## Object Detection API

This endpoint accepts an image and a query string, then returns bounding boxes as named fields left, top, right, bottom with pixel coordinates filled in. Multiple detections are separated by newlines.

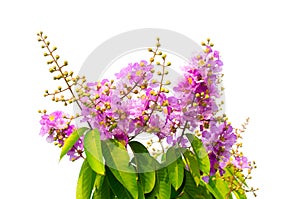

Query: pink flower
left=232, top=156, right=250, bottom=169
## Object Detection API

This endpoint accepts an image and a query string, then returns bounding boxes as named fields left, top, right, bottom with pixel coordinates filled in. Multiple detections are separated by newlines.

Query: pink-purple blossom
left=39, top=111, right=83, bottom=161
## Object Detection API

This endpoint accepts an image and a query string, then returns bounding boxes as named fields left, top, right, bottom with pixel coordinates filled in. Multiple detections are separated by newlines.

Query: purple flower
left=202, top=121, right=237, bottom=176
left=39, top=111, right=83, bottom=161
left=232, top=156, right=250, bottom=169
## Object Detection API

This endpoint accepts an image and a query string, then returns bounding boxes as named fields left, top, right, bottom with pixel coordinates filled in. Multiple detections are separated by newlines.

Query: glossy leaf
left=166, top=147, right=184, bottom=190
left=76, top=159, right=96, bottom=199
left=186, top=134, right=210, bottom=175
left=233, top=189, right=247, bottom=199
left=106, top=166, right=133, bottom=199
left=60, top=127, right=88, bottom=160
left=184, top=170, right=212, bottom=199
left=102, top=140, right=138, bottom=199
left=182, top=150, right=201, bottom=186
left=129, top=141, right=156, bottom=194
left=225, top=165, right=248, bottom=187
left=92, top=175, right=113, bottom=199
left=84, top=129, right=105, bottom=175
left=137, top=181, right=146, bottom=199
left=170, top=173, right=185, bottom=198
left=156, top=168, right=171, bottom=199
left=206, top=177, right=232, bottom=199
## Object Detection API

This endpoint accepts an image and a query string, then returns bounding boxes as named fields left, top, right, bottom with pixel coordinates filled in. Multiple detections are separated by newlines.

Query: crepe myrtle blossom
left=202, top=121, right=237, bottom=176
left=232, top=156, right=251, bottom=169
left=39, top=111, right=83, bottom=161
left=38, top=42, right=251, bottom=182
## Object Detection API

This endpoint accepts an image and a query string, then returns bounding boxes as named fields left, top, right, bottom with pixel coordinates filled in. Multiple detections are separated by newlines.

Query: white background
left=0, top=0, right=299, bottom=198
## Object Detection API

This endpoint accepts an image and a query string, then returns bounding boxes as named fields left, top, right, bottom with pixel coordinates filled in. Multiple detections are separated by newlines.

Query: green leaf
left=156, top=168, right=171, bottom=199
left=144, top=167, right=173, bottom=199
left=128, top=140, right=149, bottom=153
left=184, top=170, right=212, bottom=199
left=102, top=140, right=138, bottom=199
left=224, top=165, right=248, bottom=187
left=233, top=189, right=247, bottom=199
left=170, top=173, right=185, bottom=199
left=92, top=174, right=115, bottom=199
left=106, top=166, right=133, bottom=199
left=84, top=129, right=105, bottom=175
left=186, top=134, right=210, bottom=175
left=157, top=168, right=171, bottom=199
left=206, top=177, right=232, bottom=199
left=137, top=180, right=146, bottom=199
left=166, top=147, right=184, bottom=190
left=129, top=141, right=156, bottom=194
left=76, top=159, right=97, bottom=199
left=177, top=192, right=192, bottom=199
left=60, top=127, right=88, bottom=160
left=182, top=150, right=201, bottom=186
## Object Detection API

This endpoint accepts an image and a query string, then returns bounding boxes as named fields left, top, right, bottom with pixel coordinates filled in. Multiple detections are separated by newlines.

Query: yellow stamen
left=49, top=115, right=55, bottom=121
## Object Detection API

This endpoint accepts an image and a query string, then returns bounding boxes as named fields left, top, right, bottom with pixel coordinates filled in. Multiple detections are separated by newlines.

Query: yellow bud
left=166, top=62, right=171, bottom=66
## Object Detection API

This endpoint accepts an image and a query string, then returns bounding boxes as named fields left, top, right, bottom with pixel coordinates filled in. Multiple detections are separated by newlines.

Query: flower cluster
left=39, top=37, right=251, bottom=172
left=37, top=33, right=256, bottom=196
left=39, top=111, right=83, bottom=161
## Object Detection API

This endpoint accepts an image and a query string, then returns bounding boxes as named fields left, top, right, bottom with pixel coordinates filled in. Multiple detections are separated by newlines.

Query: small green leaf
left=60, top=127, right=88, bottom=160
left=102, top=140, right=138, bottom=199
left=166, top=147, right=184, bottom=190
left=186, top=134, right=210, bottom=175
left=183, top=150, right=201, bottom=186
left=76, top=159, right=96, bottom=199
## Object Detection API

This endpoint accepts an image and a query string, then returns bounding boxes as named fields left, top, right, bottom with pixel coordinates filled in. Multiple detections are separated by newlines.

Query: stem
left=40, top=35, right=92, bottom=129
